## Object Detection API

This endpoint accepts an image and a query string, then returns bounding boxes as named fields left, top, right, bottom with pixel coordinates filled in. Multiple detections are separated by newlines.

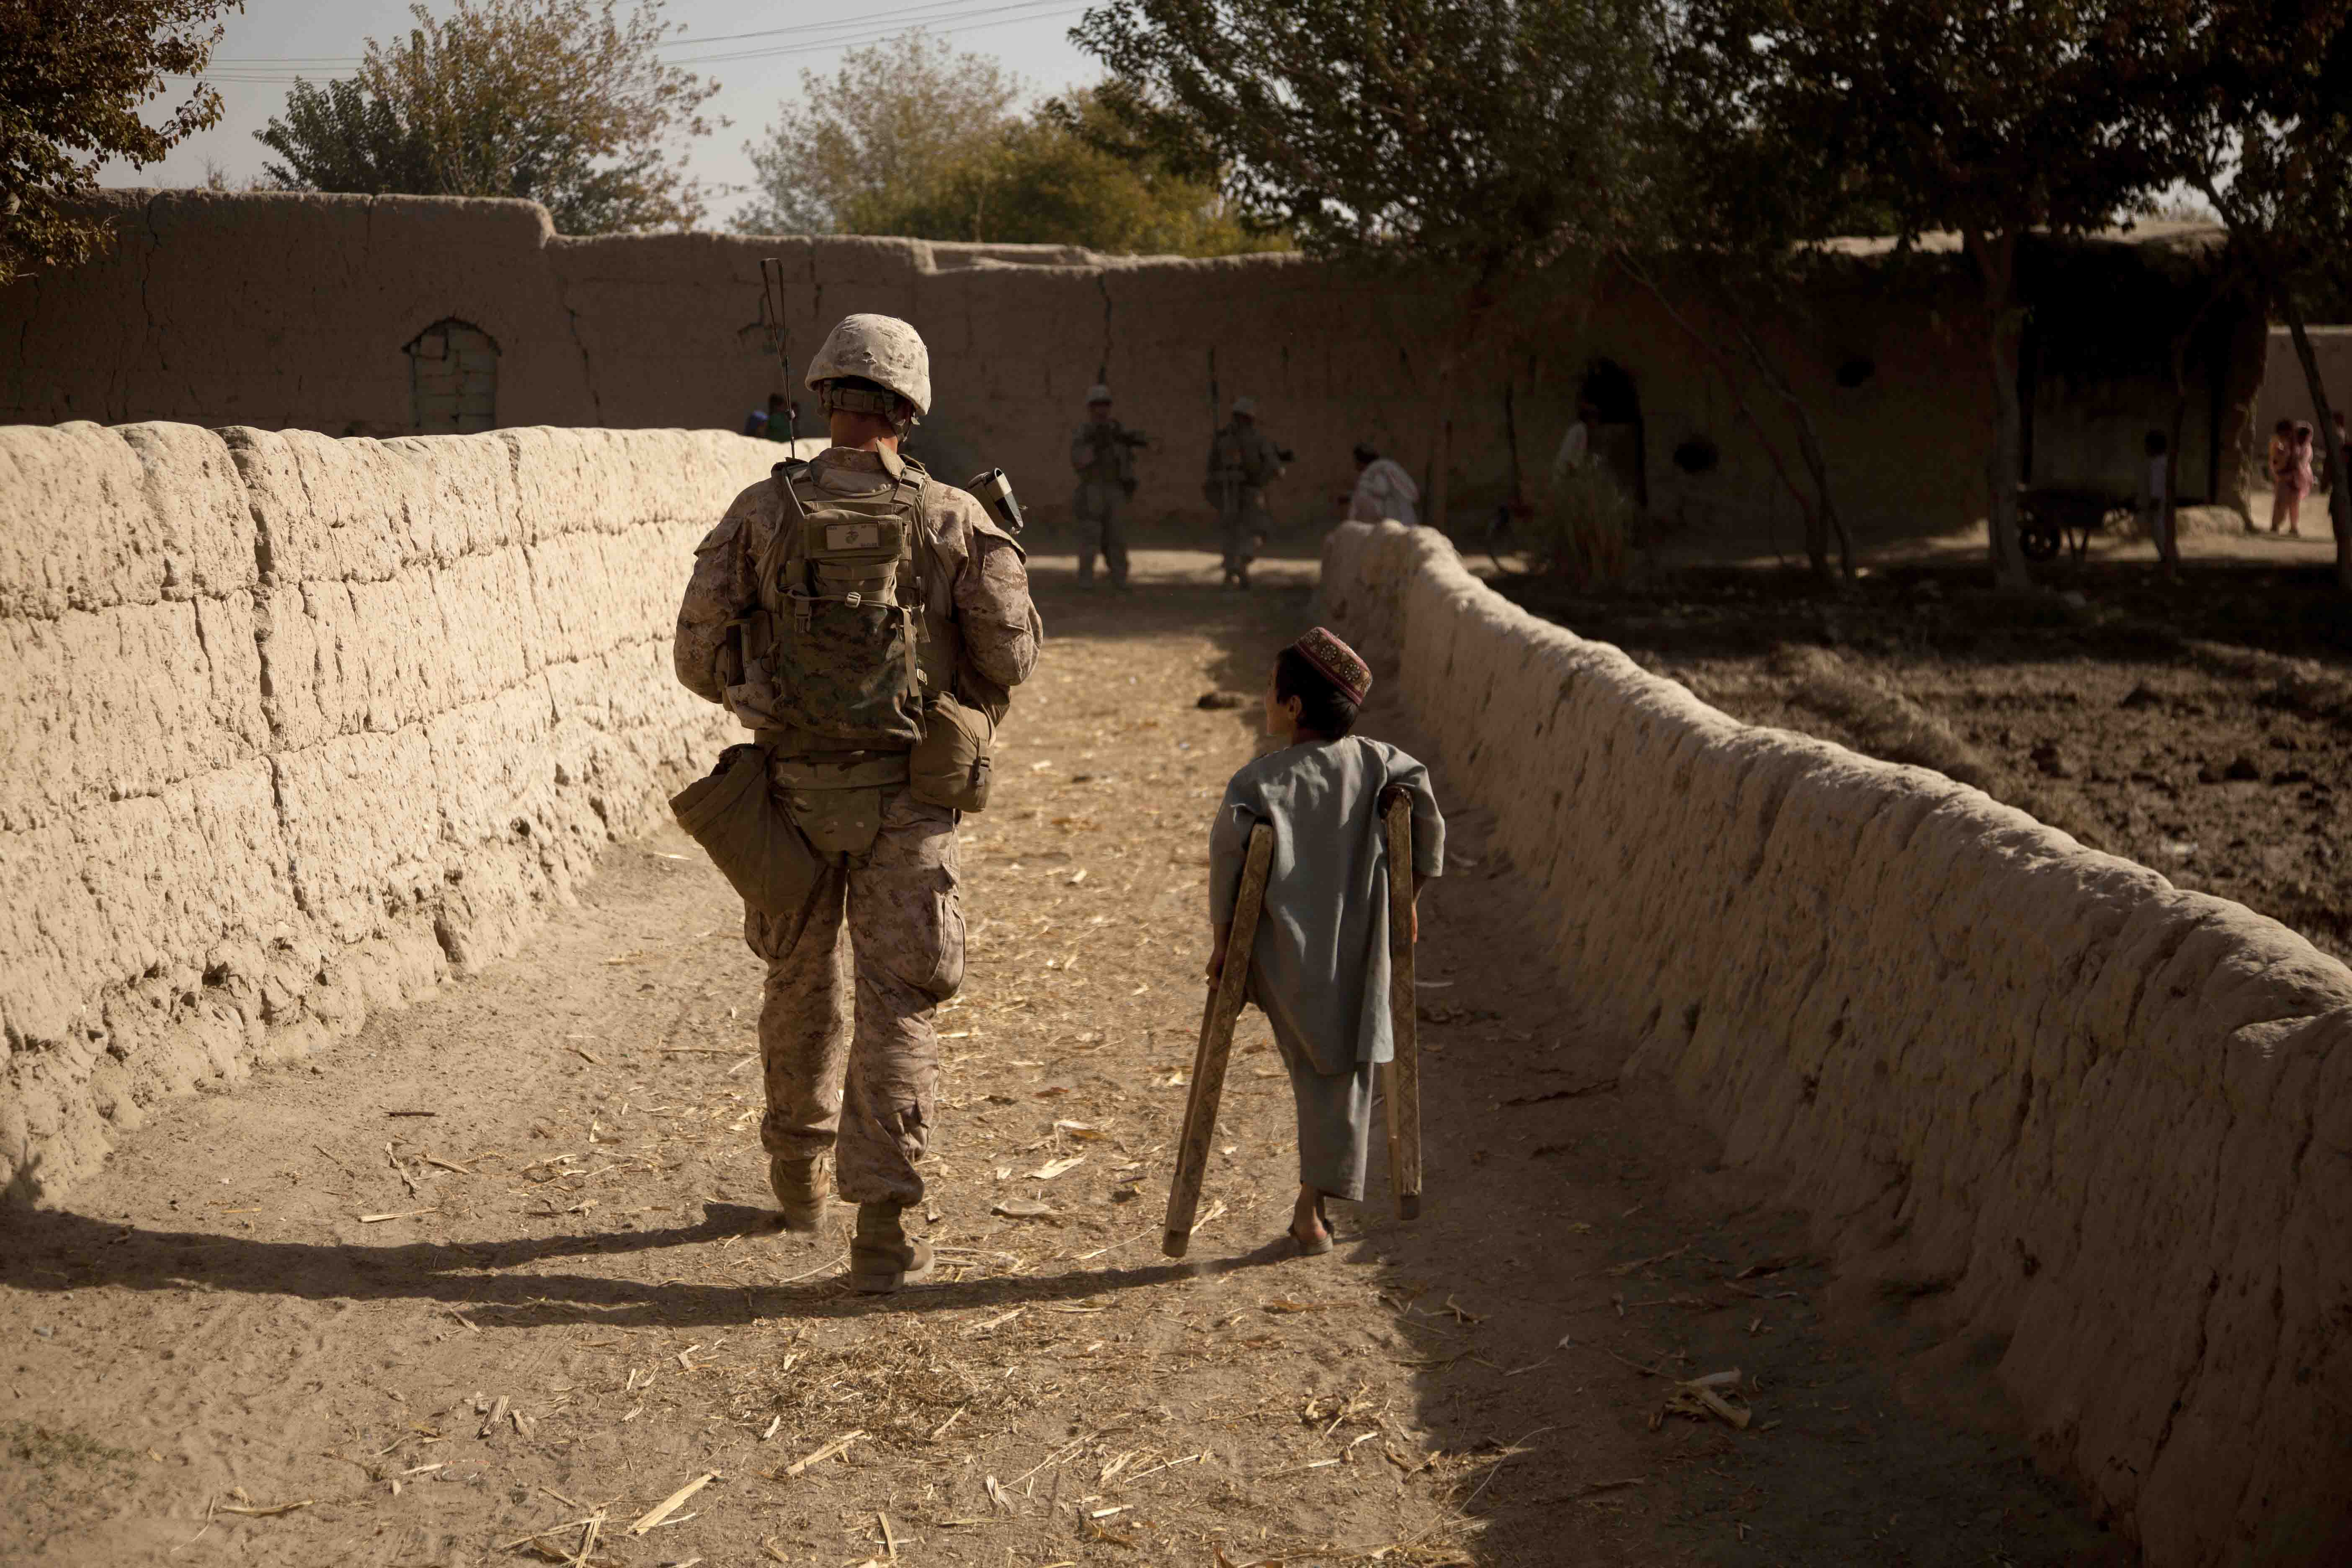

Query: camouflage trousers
left=1073, top=480, right=1129, bottom=586
left=744, top=786, right=964, bottom=1205
left=1218, top=485, right=1270, bottom=575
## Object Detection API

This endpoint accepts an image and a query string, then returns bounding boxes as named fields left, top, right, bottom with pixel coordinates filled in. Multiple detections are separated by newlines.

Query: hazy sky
left=97, top=0, right=1106, bottom=224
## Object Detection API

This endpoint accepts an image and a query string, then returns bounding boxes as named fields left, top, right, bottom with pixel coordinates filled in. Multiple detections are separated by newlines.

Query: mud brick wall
left=0, top=423, right=782, bottom=1202
left=0, top=191, right=2267, bottom=548
left=1319, top=520, right=2352, bottom=1566
left=2254, top=325, right=2352, bottom=464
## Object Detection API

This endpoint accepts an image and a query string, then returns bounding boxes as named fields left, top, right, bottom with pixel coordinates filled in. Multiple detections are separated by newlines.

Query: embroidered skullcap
left=1291, top=626, right=1372, bottom=707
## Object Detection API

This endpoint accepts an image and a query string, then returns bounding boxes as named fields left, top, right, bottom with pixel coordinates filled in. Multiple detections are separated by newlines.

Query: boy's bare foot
left=1289, top=1186, right=1333, bottom=1256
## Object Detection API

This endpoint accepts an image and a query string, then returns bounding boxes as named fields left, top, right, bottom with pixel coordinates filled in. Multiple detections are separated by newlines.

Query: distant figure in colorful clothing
left=1207, top=628, right=1445, bottom=1256
left=742, top=394, right=798, bottom=442
left=2269, top=418, right=2314, bottom=536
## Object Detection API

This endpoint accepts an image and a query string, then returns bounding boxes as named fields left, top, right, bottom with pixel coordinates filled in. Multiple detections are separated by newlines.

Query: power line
left=196, top=0, right=1089, bottom=75
left=665, top=0, right=1089, bottom=63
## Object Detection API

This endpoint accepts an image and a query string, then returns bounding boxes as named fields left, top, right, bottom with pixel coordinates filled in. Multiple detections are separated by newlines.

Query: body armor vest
left=726, top=456, right=964, bottom=751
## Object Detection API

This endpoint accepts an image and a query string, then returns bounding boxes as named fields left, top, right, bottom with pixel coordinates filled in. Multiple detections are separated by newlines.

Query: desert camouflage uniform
left=674, top=446, right=1040, bottom=1204
left=1207, top=421, right=1282, bottom=579
left=1070, top=420, right=1136, bottom=587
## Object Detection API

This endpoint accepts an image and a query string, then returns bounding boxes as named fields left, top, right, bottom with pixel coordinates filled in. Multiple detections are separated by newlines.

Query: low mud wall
left=0, top=422, right=783, bottom=1202
left=1320, top=521, right=2352, bottom=1565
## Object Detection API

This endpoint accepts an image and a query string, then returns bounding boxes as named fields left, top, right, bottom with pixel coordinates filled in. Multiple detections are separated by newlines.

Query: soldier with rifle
left=1206, top=396, right=1290, bottom=589
left=1070, top=384, right=1143, bottom=589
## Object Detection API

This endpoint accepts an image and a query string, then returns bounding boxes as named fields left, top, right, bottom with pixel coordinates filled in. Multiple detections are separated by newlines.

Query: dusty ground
left=1500, top=553, right=2352, bottom=965
left=1, top=548, right=2116, bottom=1568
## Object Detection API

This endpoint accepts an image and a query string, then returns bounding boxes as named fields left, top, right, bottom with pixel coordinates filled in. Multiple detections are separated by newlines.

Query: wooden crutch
left=1380, top=786, right=1423, bottom=1221
left=1163, top=822, right=1274, bottom=1259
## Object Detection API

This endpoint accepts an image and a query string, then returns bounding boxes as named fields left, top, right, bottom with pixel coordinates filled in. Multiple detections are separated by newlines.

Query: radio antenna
left=760, top=257, right=792, bottom=439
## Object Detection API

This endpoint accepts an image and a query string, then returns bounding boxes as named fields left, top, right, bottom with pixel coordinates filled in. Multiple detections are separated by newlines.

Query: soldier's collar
left=814, top=445, right=901, bottom=477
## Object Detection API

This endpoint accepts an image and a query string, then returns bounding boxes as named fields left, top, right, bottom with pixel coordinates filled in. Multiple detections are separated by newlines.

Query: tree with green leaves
left=1615, top=17, right=1920, bottom=583
left=256, top=0, right=717, bottom=233
left=1689, top=0, right=2184, bottom=589
left=737, top=33, right=1020, bottom=237
left=1073, top=0, right=1665, bottom=529
left=900, top=86, right=1283, bottom=255
left=0, top=0, right=241, bottom=284
left=736, top=41, right=1276, bottom=255
left=2164, top=0, right=2352, bottom=587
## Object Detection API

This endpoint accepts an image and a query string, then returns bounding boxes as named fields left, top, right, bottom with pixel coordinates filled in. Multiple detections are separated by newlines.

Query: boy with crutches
left=1191, top=629, right=1445, bottom=1254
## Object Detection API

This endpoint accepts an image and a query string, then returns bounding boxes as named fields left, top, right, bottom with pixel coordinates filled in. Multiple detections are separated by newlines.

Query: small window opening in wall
left=407, top=318, right=499, bottom=433
left=1672, top=433, right=1720, bottom=475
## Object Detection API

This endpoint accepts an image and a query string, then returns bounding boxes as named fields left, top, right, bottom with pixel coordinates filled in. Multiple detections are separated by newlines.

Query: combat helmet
left=807, top=314, right=931, bottom=423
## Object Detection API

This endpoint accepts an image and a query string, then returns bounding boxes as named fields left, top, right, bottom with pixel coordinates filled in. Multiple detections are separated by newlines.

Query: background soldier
left=1069, top=384, right=1140, bottom=589
left=1205, top=395, right=1287, bottom=589
left=674, top=313, right=1042, bottom=1292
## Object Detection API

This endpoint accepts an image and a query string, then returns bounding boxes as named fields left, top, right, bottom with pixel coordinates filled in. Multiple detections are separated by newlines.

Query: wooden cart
left=2018, top=486, right=2135, bottom=564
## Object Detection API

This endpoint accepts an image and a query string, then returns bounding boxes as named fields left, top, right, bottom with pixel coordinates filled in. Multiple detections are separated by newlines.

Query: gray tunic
left=1208, top=736, right=1446, bottom=1077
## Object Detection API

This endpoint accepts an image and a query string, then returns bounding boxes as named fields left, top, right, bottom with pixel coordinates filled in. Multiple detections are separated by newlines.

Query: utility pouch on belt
left=669, top=744, right=821, bottom=916
left=784, top=784, right=886, bottom=859
left=910, top=691, right=994, bottom=812
left=769, top=753, right=903, bottom=860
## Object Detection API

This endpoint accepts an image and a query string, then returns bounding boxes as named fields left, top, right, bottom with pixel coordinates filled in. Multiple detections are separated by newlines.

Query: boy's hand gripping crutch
left=1380, top=786, right=1423, bottom=1221
left=1163, top=822, right=1273, bottom=1258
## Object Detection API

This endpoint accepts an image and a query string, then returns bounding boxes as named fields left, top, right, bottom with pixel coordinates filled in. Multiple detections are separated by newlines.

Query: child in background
left=2271, top=420, right=2314, bottom=536
left=2268, top=419, right=2295, bottom=535
left=2290, top=423, right=2317, bottom=536
left=1206, top=629, right=1446, bottom=1255
left=2142, top=428, right=2174, bottom=568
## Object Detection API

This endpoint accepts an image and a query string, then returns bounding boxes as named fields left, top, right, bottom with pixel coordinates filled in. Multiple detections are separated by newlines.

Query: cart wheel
left=2019, top=522, right=2060, bottom=562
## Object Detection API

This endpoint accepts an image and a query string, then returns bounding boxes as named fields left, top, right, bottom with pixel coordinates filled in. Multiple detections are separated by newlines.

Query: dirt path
left=2, top=551, right=2110, bottom=1568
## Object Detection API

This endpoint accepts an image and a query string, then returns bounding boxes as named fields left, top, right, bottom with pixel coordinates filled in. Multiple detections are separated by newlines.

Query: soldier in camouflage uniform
left=674, top=314, right=1041, bottom=1292
left=1069, top=384, right=1138, bottom=589
left=1206, top=395, right=1285, bottom=589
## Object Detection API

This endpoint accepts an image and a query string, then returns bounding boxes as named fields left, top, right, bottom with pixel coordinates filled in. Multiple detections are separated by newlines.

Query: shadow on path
left=0, top=1203, right=1294, bottom=1332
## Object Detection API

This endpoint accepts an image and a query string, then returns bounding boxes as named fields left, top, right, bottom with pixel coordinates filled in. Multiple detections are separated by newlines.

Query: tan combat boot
left=769, top=1153, right=830, bottom=1233
left=848, top=1202, right=934, bottom=1294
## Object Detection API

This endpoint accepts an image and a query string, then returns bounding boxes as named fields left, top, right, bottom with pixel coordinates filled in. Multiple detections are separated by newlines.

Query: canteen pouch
left=909, top=692, right=994, bottom=812
left=784, top=783, right=886, bottom=859
left=670, top=744, right=821, bottom=916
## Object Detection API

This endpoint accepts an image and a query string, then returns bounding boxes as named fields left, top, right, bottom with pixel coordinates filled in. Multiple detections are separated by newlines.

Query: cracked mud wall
left=1, top=191, right=2263, bottom=547
left=1319, top=521, right=2352, bottom=1566
left=0, top=423, right=783, bottom=1203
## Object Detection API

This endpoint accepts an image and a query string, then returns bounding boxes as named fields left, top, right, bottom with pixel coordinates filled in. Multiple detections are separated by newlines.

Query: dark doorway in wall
left=407, top=319, right=499, bottom=433
left=1580, top=357, right=1647, bottom=511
